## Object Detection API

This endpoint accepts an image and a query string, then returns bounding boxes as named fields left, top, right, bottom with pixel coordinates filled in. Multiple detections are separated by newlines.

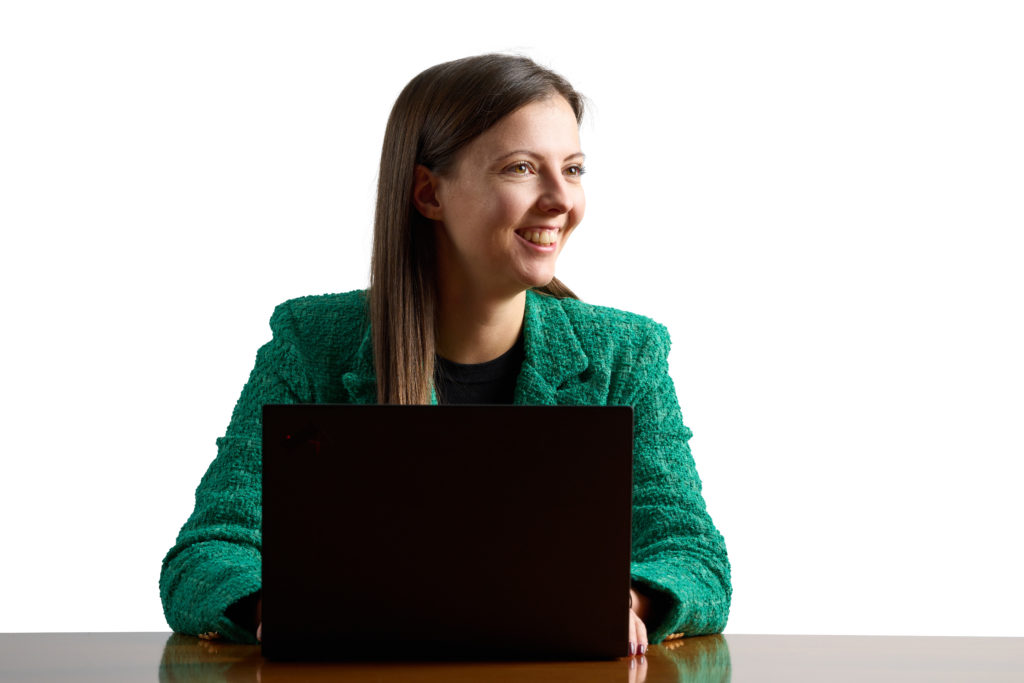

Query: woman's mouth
left=515, top=228, right=559, bottom=249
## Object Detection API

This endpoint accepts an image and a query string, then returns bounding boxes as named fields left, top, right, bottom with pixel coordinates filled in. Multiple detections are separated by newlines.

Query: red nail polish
left=629, top=641, right=636, bottom=655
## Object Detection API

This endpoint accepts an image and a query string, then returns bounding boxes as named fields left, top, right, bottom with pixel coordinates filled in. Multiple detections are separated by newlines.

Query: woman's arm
left=628, top=322, right=732, bottom=642
left=159, top=307, right=313, bottom=643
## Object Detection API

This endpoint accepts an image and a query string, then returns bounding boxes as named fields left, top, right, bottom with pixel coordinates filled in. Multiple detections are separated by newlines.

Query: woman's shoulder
left=531, top=289, right=668, bottom=337
left=267, top=289, right=369, bottom=351
left=528, top=290, right=672, bottom=363
left=269, top=289, right=367, bottom=324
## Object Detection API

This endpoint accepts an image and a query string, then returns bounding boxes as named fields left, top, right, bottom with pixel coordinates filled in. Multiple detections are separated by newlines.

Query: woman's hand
left=628, top=587, right=648, bottom=656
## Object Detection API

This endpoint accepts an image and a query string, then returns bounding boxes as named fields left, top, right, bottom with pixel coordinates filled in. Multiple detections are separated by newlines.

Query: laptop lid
left=262, top=404, right=633, bottom=661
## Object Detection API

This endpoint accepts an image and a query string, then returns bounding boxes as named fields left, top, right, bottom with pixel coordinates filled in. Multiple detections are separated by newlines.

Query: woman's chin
left=517, top=270, right=559, bottom=291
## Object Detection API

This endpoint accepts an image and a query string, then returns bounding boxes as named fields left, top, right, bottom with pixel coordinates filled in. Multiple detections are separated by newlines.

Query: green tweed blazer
left=160, top=289, right=731, bottom=643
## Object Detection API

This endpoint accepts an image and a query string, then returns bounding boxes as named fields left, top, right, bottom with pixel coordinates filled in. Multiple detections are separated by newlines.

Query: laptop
left=261, top=404, right=634, bottom=661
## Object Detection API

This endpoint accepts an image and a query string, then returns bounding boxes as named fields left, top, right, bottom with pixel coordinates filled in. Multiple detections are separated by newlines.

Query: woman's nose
left=537, top=175, right=574, bottom=215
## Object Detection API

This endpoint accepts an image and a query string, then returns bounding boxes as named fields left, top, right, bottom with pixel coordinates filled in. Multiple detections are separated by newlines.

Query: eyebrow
left=495, top=149, right=586, bottom=163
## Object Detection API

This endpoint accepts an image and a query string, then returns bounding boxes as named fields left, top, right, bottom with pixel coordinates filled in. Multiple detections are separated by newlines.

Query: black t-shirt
left=434, top=333, right=525, bottom=405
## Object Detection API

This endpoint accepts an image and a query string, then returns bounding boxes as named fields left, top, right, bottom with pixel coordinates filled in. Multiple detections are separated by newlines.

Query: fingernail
left=639, top=644, right=647, bottom=654
left=629, top=641, right=636, bottom=655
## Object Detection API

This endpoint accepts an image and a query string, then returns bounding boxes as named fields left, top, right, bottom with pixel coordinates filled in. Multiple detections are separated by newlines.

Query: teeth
left=521, top=230, right=556, bottom=245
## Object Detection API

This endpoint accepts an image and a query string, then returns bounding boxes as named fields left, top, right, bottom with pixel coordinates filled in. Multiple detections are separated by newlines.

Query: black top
left=434, top=333, right=525, bottom=405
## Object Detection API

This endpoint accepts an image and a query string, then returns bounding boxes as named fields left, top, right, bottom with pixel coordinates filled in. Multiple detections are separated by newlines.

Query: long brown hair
left=370, top=54, right=584, bottom=405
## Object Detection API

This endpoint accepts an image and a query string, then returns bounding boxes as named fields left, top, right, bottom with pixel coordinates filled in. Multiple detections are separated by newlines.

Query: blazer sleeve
left=159, top=304, right=314, bottom=643
left=628, top=321, right=732, bottom=641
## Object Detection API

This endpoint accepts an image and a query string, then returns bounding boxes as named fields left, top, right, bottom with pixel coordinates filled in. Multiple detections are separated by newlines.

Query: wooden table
left=0, top=632, right=1021, bottom=682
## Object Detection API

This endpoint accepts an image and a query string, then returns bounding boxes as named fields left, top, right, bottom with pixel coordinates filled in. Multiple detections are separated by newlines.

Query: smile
left=515, top=228, right=560, bottom=249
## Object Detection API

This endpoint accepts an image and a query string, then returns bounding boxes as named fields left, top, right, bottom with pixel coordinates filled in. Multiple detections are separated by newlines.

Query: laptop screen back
left=262, top=404, right=633, bottom=660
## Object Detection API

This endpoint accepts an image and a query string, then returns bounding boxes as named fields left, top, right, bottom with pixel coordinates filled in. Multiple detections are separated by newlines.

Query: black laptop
left=261, top=404, right=634, bottom=661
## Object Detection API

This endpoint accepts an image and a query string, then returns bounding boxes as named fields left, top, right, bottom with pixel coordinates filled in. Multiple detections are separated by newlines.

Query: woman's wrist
left=630, top=581, right=669, bottom=627
left=630, top=586, right=650, bottom=621
left=225, top=590, right=262, bottom=636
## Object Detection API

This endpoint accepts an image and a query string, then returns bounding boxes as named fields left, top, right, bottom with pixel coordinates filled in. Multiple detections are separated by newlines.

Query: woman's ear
left=412, top=164, right=443, bottom=220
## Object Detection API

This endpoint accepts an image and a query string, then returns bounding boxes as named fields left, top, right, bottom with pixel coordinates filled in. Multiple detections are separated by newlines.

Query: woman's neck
left=435, top=287, right=526, bottom=365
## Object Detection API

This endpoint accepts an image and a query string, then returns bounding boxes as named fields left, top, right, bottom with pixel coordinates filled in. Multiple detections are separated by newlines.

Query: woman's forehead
left=465, top=97, right=582, bottom=163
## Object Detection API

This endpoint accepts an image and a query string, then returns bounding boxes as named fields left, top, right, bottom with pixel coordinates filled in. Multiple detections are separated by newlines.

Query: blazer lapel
left=343, top=290, right=605, bottom=406
left=341, top=325, right=378, bottom=405
left=515, top=290, right=610, bottom=406
left=341, top=319, right=439, bottom=406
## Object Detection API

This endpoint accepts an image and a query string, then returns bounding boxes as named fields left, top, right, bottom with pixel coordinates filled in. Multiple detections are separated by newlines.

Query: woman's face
left=426, top=95, right=585, bottom=298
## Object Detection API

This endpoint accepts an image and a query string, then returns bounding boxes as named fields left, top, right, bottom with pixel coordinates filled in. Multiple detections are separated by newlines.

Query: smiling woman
left=422, top=97, right=585, bottom=295
left=415, top=94, right=586, bottom=363
left=159, top=53, right=731, bottom=658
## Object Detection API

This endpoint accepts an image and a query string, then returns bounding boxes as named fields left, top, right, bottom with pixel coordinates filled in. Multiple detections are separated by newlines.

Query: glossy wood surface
left=0, top=632, right=1021, bottom=682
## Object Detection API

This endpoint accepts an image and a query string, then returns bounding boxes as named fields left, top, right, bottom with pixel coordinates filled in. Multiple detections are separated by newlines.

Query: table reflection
left=157, top=633, right=732, bottom=683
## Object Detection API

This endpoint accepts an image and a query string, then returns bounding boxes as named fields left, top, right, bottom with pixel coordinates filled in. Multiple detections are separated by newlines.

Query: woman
left=160, top=54, right=731, bottom=657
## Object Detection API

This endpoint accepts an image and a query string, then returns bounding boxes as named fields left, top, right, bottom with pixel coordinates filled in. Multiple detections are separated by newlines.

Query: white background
left=1, top=1, right=1022, bottom=637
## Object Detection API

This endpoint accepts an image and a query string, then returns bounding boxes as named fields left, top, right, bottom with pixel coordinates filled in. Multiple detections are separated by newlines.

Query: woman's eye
left=565, top=164, right=586, bottom=178
left=508, top=162, right=532, bottom=175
